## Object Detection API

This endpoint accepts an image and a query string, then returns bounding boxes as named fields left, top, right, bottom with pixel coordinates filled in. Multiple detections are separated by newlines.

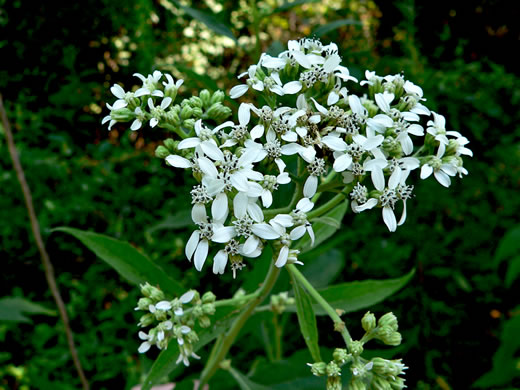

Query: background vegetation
left=1, top=0, right=519, bottom=389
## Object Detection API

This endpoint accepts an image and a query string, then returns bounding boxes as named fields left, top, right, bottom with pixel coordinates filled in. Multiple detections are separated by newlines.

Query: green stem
left=312, top=169, right=338, bottom=203
left=307, top=191, right=348, bottom=220
left=199, top=260, right=281, bottom=385
left=287, top=264, right=352, bottom=350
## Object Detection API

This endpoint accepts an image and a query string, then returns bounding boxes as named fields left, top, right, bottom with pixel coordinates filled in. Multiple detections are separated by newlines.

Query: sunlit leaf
left=286, top=269, right=415, bottom=315
left=53, top=227, right=184, bottom=296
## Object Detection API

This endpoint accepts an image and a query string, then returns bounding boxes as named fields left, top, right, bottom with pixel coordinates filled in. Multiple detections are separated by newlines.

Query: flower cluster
left=308, top=312, right=407, bottom=390
left=103, top=38, right=472, bottom=277
left=135, top=283, right=216, bottom=366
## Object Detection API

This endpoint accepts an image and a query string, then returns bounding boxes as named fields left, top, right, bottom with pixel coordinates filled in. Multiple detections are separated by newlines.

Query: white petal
left=166, top=155, right=191, bottom=168
left=231, top=172, right=250, bottom=192
left=238, top=103, right=251, bottom=125
left=185, top=231, right=200, bottom=260
left=191, top=203, right=207, bottom=224
left=230, top=84, right=249, bottom=99
left=212, top=192, right=228, bottom=222
left=178, top=137, right=201, bottom=149
left=397, top=201, right=407, bottom=226
left=212, top=226, right=236, bottom=243
left=251, top=223, right=281, bottom=240
left=290, top=225, right=306, bottom=240
left=296, top=198, right=314, bottom=213
left=138, top=342, right=151, bottom=353
left=233, top=192, right=248, bottom=218
left=283, top=81, right=303, bottom=94
left=322, top=135, right=347, bottom=151
left=180, top=290, right=195, bottom=303
left=150, top=118, right=159, bottom=128
left=303, top=175, right=318, bottom=198
left=388, top=168, right=402, bottom=190
left=261, top=190, right=273, bottom=208
left=213, top=250, right=228, bottom=274
left=292, top=50, right=311, bottom=68
left=311, top=97, right=328, bottom=115
left=323, top=54, right=341, bottom=73
left=362, top=135, right=384, bottom=150
left=194, top=239, right=209, bottom=271
left=327, top=91, right=339, bottom=105
left=111, top=84, right=126, bottom=99
left=420, top=164, right=433, bottom=179
left=156, top=301, right=172, bottom=311
left=201, top=141, right=225, bottom=161
left=248, top=202, right=264, bottom=223
left=281, top=131, right=298, bottom=142
left=348, top=95, right=365, bottom=116
left=434, top=170, right=451, bottom=187
left=130, top=119, right=142, bottom=131
left=243, top=235, right=260, bottom=255
left=250, top=124, right=264, bottom=140
left=275, top=246, right=289, bottom=267
left=382, top=206, right=397, bottom=232
left=333, top=153, right=353, bottom=172
left=371, top=169, right=385, bottom=191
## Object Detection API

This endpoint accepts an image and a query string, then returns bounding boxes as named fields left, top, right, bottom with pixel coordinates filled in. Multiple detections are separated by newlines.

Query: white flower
left=420, top=143, right=458, bottom=187
left=178, top=119, right=233, bottom=161
left=147, top=97, right=172, bottom=128
left=134, top=70, right=164, bottom=98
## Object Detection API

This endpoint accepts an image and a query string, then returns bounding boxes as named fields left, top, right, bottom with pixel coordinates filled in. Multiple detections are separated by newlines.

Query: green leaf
left=170, top=0, right=237, bottom=42
left=289, top=270, right=321, bottom=362
left=311, top=19, right=362, bottom=37
left=145, top=210, right=192, bottom=235
left=295, top=200, right=349, bottom=253
left=272, top=0, right=320, bottom=13
left=286, top=269, right=415, bottom=315
left=53, top=227, right=184, bottom=296
left=141, top=315, right=237, bottom=390
left=505, top=255, right=520, bottom=287
left=301, top=249, right=344, bottom=289
left=0, top=297, right=56, bottom=323
left=473, top=310, right=520, bottom=387
left=494, top=225, right=520, bottom=264
left=228, top=366, right=270, bottom=390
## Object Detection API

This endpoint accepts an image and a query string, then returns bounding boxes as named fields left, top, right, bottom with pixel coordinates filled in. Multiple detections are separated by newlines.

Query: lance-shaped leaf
left=289, top=269, right=321, bottom=362
left=227, top=366, right=271, bottom=390
left=53, top=227, right=184, bottom=296
left=168, top=0, right=237, bottom=42
left=286, top=269, right=415, bottom=315
left=0, top=297, right=56, bottom=323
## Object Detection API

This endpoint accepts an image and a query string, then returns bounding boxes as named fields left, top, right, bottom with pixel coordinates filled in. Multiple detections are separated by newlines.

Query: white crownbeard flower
left=420, top=143, right=458, bottom=187
left=229, top=63, right=263, bottom=98
left=147, top=97, right=172, bottom=128
left=129, top=107, right=147, bottom=131
left=360, top=70, right=384, bottom=87
left=426, top=111, right=464, bottom=146
left=109, top=83, right=135, bottom=109
left=364, top=158, right=389, bottom=191
left=162, top=74, right=184, bottom=92
left=178, top=119, right=233, bottom=161
left=101, top=113, right=117, bottom=130
left=134, top=70, right=164, bottom=98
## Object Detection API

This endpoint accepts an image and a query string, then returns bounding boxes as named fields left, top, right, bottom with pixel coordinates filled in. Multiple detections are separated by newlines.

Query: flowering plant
left=99, top=38, right=471, bottom=389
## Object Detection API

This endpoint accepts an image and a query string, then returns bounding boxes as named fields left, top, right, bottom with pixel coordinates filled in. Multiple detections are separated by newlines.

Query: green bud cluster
left=270, top=292, right=295, bottom=315
left=135, top=283, right=217, bottom=366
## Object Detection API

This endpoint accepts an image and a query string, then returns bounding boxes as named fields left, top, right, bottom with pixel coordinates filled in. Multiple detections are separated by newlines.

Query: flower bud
left=199, top=90, right=211, bottom=108
left=384, top=331, right=402, bottom=346
left=309, top=362, right=327, bottom=376
left=110, top=108, right=134, bottom=121
left=183, top=118, right=196, bottom=131
left=138, top=313, right=155, bottom=327
left=192, top=107, right=203, bottom=118
left=192, top=305, right=204, bottom=318
left=378, top=313, right=398, bottom=331
left=165, top=110, right=180, bottom=126
left=155, top=145, right=170, bottom=159
left=198, top=315, right=211, bottom=328
left=186, top=330, right=199, bottom=344
left=206, top=103, right=232, bottom=121
left=362, top=311, right=376, bottom=332
left=389, top=376, right=406, bottom=390
left=180, top=105, right=193, bottom=120
left=370, top=358, right=389, bottom=375
left=363, top=99, right=379, bottom=118
left=350, top=340, right=364, bottom=357
left=163, top=138, right=176, bottom=151
left=202, top=291, right=216, bottom=304
left=370, top=375, right=391, bottom=390
left=136, top=297, right=154, bottom=311
left=332, top=348, right=351, bottom=365
left=210, top=90, right=225, bottom=105
left=326, top=376, right=342, bottom=390
left=189, top=96, right=203, bottom=108
left=202, top=303, right=215, bottom=315
left=382, top=137, right=403, bottom=158
left=326, top=361, right=341, bottom=377
left=349, top=379, right=367, bottom=390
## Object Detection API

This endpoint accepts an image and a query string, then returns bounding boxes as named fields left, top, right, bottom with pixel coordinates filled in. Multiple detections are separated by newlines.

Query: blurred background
left=1, top=0, right=519, bottom=389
